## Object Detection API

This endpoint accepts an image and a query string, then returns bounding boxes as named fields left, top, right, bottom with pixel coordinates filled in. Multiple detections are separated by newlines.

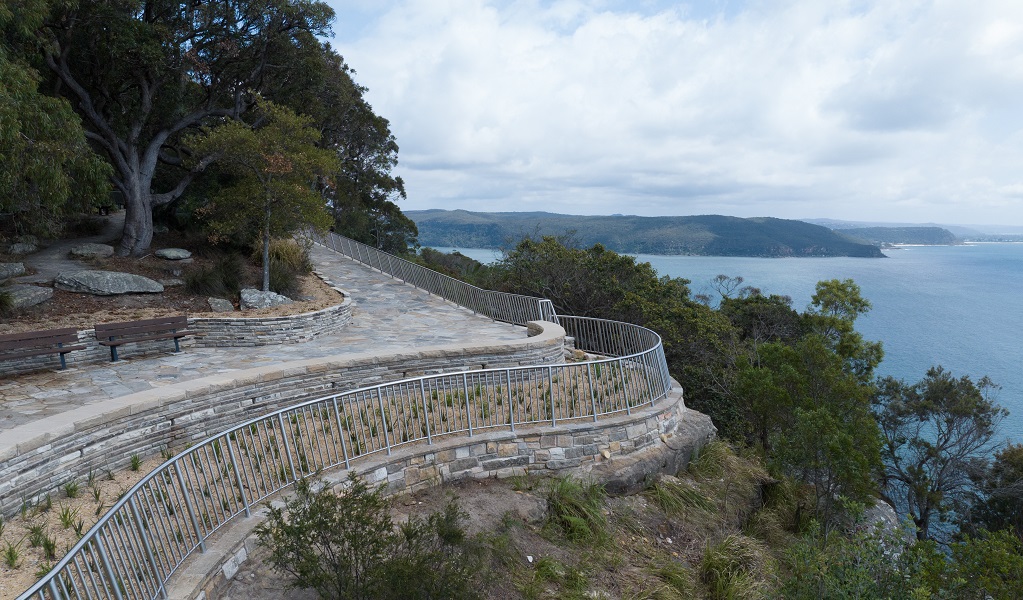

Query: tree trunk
left=262, top=202, right=272, bottom=292
left=118, top=176, right=154, bottom=257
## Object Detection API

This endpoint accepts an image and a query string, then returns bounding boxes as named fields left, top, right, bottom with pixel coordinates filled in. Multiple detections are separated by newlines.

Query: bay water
left=431, top=244, right=1023, bottom=443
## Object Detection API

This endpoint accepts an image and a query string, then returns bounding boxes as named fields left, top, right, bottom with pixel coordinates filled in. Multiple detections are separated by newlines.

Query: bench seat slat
left=1, top=345, right=87, bottom=360
left=97, top=330, right=196, bottom=347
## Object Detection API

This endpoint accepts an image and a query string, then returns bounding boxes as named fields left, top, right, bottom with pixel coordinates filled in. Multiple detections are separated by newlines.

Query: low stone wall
left=189, top=301, right=353, bottom=348
left=169, top=386, right=716, bottom=600
left=0, top=322, right=565, bottom=517
left=0, top=280, right=352, bottom=377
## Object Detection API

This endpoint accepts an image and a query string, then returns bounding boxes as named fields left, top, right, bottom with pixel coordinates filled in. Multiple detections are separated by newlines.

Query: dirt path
left=14, top=212, right=125, bottom=284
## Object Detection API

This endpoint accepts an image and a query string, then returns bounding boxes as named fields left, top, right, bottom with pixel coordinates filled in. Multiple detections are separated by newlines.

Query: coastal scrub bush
left=185, top=254, right=243, bottom=298
left=256, top=474, right=487, bottom=600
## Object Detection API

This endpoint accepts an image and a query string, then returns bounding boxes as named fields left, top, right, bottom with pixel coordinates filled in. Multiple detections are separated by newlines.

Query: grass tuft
left=543, top=477, right=608, bottom=544
left=699, top=534, right=775, bottom=600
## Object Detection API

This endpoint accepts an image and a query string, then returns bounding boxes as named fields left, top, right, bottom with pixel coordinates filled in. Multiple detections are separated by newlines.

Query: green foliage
left=874, top=367, right=1006, bottom=541
left=187, top=100, right=337, bottom=291
left=966, top=442, right=1023, bottom=539
left=28, top=0, right=335, bottom=255
left=259, top=239, right=312, bottom=297
left=0, top=36, right=110, bottom=237
left=185, top=254, right=244, bottom=298
left=256, top=474, right=487, bottom=600
left=543, top=477, right=609, bottom=543
left=0, top=288, right=14, bottom=317
left=699, top=534, right=776, bottom=600
left=782, top=526, right=1023, bottom=600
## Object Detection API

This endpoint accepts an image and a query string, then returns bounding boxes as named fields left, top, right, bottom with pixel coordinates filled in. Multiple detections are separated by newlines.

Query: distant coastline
left=410, top=210, right=887, bottom=258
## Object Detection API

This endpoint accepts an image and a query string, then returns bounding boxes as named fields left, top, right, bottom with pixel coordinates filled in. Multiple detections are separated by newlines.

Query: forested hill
left=408, top=210, right=886, bottom=257
left=834, top=226, right=960, bottom=246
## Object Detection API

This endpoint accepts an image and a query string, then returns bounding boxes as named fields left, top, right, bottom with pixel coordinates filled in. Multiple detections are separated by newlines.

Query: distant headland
left=408, top=210, right=888, bottom=258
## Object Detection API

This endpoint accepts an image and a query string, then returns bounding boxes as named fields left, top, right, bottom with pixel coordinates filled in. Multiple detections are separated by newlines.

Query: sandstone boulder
left=208, top=297, right=236, bottom=312
left=70, top=243, right=115, bottom=259
left=155, top=248, right=192, bottom=260
left=55, top=270, right=164, bottom=295
left=8, top=243, right=37, bottom=256
left=0, top=263, right=25, bottom=281
left=4, top=284, right=53, bottom=309
left=240, top=288, right=292, bottom=309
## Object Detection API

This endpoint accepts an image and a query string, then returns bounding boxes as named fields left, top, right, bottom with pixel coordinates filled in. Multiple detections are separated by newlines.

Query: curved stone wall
left=168, top=385, right=714, bottom=600
left=0, top=280, right=351, bottom=377
left=0, top=322, right=565, bottom=516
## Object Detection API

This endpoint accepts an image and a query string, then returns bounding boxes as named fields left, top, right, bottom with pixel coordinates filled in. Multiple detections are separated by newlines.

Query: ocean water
left=431, top=244, right=1023, bottom=443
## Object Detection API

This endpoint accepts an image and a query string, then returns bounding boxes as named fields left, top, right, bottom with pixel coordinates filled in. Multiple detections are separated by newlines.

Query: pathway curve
left=13, top=212, right=125, bottom=284
left=0, top=244, right=524, bottom=430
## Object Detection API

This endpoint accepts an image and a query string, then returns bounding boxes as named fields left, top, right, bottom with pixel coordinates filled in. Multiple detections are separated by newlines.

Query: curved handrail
left=18, top=320, right=671, bottom=600
left=319, top=231, right=558, bottom=326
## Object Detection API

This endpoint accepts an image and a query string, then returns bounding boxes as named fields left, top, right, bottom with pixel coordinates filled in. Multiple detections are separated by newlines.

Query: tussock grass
left=646, top=476, right=715, bottom=520
left=700, top=534, right=776, bottom=600
left=543, top=477, right=609, bottom=544
left=185, top=254, right=244, bottom=297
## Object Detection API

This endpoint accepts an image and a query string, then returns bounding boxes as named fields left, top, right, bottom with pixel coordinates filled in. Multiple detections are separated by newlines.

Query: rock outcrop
left=155, top=248, right=192, bottom=260
left=70, top=243, right=115, bottom=259
left=240, top=288, right=292, bottom=309
left=55, top=270, right=164, bottom=295
left=0, top=262, right=26, bottom=281
left=4, top=284, right=54, bottom=308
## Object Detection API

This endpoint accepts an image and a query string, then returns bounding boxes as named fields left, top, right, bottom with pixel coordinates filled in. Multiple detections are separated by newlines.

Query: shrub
left=186, top=254, right=243, bottom=297
left=260, top=239, right=311, bottom=297
left=0, top=289, right=14, bottom=317
left=543, top=477, right=608, bottom=543
left=699, top=534, right=775, bottom=600
left=256, top=474, right=488, bottom=600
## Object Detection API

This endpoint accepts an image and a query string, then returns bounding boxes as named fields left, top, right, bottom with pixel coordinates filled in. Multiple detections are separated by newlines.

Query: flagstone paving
left=0, top=244, right=525, bottom=430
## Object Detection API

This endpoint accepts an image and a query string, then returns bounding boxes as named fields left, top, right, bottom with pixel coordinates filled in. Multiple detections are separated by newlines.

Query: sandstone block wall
left=0, top=322, right=565, bottom=516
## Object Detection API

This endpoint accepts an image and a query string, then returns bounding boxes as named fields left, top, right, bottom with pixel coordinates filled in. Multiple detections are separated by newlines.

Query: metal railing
left=19, top=317, right=671, bottom=600
left=319, top=231, right=558, bottom=326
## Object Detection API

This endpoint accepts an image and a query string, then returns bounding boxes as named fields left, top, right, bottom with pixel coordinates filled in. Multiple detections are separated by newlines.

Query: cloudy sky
left=325, top=0, right=1023, bottom=227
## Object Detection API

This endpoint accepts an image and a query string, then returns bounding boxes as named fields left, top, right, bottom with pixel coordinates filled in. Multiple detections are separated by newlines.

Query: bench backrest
left=0, top=327, right=81, bottom=351
left=95, top=315, right=188, bottom=339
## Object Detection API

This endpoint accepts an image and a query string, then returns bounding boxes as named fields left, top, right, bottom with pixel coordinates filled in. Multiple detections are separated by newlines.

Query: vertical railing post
left=506, top=370, right=515, bottom=432
left=548, top=366, right=556, bottom=427
left=462, top=373, right=473, bottom=436
left=377, top=388, right=392, bottom=455
left=225, top=434, right=251, bottom=518
left=333, top=396, right=351, bottom=470
left=587, top=362, right=598, bottom=421
left=277, top=414, right=298, bottom=482
left=419, top=380, right=433, bottom=445
left=173, top=462, right=207, bottom=553
left=129, top=497, right=168, bottom=599
left=94, top=534, right=125, bottom=600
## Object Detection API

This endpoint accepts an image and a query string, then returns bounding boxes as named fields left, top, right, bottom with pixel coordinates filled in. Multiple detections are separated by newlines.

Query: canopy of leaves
left=185, top=100, right=337, bottom=290
left=874, top=367, right=1007, bottom=541
left=0, top=6, right=110, bottom=237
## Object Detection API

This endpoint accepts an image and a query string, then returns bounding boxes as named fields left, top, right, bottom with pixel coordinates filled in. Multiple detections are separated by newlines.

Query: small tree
left=187, top=100, right=337, bottom=291
left=256, top=474, right=487, bottom=600
left=874, top=367, right=1007, bottom=541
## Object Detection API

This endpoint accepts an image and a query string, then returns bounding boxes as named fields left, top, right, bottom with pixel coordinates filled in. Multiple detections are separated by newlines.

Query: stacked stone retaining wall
left=0, top=296, right=353, bottom=377
left=169, top=385, right=714, bottom=600
left=0, top=322, right=564, bottom=516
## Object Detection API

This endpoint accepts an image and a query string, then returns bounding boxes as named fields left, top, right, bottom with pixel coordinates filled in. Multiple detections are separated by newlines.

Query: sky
left=324, top=0, right=1023, bottom=227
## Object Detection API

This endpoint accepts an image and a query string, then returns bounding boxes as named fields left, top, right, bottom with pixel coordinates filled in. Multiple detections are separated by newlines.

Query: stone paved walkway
left=0, top=244, right=524, bottom=430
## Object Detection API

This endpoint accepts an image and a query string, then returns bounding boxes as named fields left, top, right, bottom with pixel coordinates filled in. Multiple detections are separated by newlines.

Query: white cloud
left=327, top=0, right=1023, bottom=225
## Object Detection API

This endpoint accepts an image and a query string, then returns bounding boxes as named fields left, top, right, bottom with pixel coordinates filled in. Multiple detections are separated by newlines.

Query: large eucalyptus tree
left=35, top=0, right=333, bottom=255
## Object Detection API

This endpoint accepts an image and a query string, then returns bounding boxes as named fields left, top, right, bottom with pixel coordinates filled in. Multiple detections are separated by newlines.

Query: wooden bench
left=94, top=315, right=196, bottom=362
left=0, top=327, right=86, bottom=370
